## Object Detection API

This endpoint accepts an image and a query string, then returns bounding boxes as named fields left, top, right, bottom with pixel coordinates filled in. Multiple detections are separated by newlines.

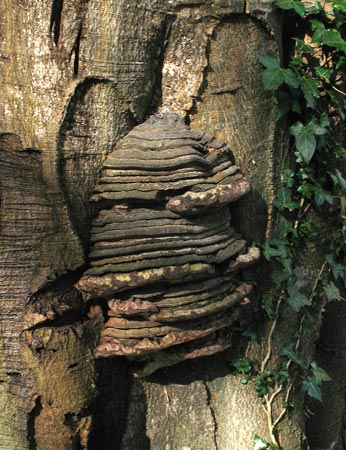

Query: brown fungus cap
left=75, top=112, right=259, bottom=376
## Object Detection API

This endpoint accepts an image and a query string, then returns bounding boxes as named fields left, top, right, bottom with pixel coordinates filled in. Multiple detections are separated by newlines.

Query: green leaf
left=310, top=361, right=332, bottom=382
left=325, top=254, right=345, bottom=280
left=230, top=357, right=253, bottom=374
left=271, top=258, right=292, bottom=287
left=309, top=116, right=329, bottom=135
left=274, top=0, right=305, bottom=17
left=323, top=281, right=343, bottom=301
left=262, top=68, right=285, bottom=91
left=302, top=377, right=323, bottom=402
left=280, top=344, right=305, bottom=367
left=273, top=187, right=300, bottom=212
left=253, top=435, right=271, bottom=450
left=293, top=38, right=315, bottom=54
left=290, top=122, right=316, bottom=164
left=262, top=67, right=299, bottom=91
left=283, top=169, right=295, bottom=187
left=336, top=56, right=346, bottom=70
left=314, top=187, right=334, bottom=206
left=323, top=29, right=346, bottom=50
left=312, top=24, right=346, bottom=51
left=329, top=169, right=346, bottom=189
left=292, top=99, right=302, bottom=114
left=263, top=238, right=288, bottom=261
left=273, top=368, right=290, bottom=385
left=335, top=146, right=346, bottom=159
left=305, top=1, right=322, bottom=13
left=333, top=0, right=346, bottom=12
left=258, top=54, right=280, bottom=69
left=242, top=328, right=257, bottom=340
left=287, top=284, right=310, bottom=312
left=282, top=68, right=300, bottom=88
left=315, top=67, right=332, bottom=83
left=297, top=182, right=313, bottom=199
left=261, top=294, right=276, bottom=319
left=300, top=76, right=321, bottom=108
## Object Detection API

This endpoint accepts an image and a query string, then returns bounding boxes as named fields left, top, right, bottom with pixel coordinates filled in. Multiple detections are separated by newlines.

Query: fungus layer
left=76, top=113, right=259, bottom=376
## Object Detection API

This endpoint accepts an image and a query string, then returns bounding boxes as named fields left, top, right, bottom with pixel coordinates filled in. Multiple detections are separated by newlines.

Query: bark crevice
left=203, top=380, right=219, bottom=450
left=50, top=0, right=64, bottom=46
left=27, top=396, right=42, bottom=450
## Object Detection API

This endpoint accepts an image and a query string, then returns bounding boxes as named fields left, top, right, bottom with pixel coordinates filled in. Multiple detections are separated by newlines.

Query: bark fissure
left=203, top=380, right=219, bottom=450
left=27, top=396, right=42, bottom=450
left=50, top=0, right=64, bottom=46
left=72, top=25, right=82, bottom=77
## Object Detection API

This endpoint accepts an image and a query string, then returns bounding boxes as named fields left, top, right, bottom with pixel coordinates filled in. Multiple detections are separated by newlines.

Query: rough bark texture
left=1, top=1, right=341, bottom=449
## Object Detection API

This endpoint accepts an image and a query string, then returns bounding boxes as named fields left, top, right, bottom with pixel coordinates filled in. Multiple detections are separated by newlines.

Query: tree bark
left=0, top=1, right=343, bottom=449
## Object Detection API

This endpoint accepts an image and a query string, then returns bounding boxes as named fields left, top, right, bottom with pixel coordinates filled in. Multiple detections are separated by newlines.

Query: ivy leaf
left=336, top=56, right=346, bottom=70
left=333, top=0, right=346, bottom=12
left=287, top=284, right=310, bottom=312
left=335, top=146, right=346, bottom=159
left=315, top=67, right=332, bottom=83
left=274, top=0, right=305, bottom=17
left=258, top=54, right=280, bottom=69
left=325, top=254, right=345, bottom=280
left=322, top=29, right=346, bottom=51
left=272, top=258, right=292, bottom=287
left=283, top=168, right=295, bottom=187
left=314, top=186, right=334, bottom=206
left=329, top=169, right=346, bottom=189
left=293, top=38, right=315, bottom=54
left=290, top=122, right=316, bottom=163
left=302, top=377, right=323, bottom=402
left=309, top=117, right=329, bottom=135
left=261, top=294, right=276, bottom=319
left=310, top=361, right=332, bottom=382
left=280, top=344, right=305, bottom=367
left=273, top=187, right=300, bottom=212
left=253, top=435, right=271, bottom=450
left=300, top=76, right=320, bottom=108
left=262, top=67, right=299, bottom=91
left=263, top=238, right=288, bottom=260
left=312, top=22, right=346, bottom=51
left=317, top=113, right=330, bottom=130
left=323, top=281, right=343, bottom=301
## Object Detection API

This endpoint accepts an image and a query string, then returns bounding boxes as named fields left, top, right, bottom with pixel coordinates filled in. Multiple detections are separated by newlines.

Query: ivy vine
left=230, top=0, right=346, bottom=448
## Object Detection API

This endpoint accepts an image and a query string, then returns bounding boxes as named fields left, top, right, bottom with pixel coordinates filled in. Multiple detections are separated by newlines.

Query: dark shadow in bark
left=73, top=25, right=82, bottom=77
left=88, top=358, right=145, bottom=450
left=57, top=77, right=126, bottom=249
left=27, top=396, right=42, bottom=450
left=306, top=299, right=346, bottom=450
left=117, top=376, right=151, bottom=450
left=50, top=0, right=64, bottom=46
left=136, top=331, right=249, bottom=387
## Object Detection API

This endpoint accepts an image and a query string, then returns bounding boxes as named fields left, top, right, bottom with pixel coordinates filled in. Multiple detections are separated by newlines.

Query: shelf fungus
left=76, top=113, right=260, bottom=377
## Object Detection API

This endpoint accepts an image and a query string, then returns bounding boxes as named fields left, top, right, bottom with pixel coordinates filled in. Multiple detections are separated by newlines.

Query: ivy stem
left=332, top=86, right=346, bottom=97
left=294, top=198, right=306, bottom=229
left=309, top=260, right=328, bottom=302
left=262, top=396, right=280, bottom=448
left=261, top=292, right=284, bottom=373
left=272, top=384, right=293, bottom=429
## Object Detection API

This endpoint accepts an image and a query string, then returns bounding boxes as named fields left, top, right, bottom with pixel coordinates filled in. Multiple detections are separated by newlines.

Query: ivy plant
left=231, top=1, right=346, bottom=448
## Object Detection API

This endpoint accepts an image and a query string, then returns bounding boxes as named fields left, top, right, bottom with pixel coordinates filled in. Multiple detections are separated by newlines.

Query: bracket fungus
left=76, top=113, right=260, bottom=376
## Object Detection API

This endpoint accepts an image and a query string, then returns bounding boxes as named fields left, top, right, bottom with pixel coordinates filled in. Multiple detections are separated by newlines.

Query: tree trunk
left=0, top=1, right=344, bottom=449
